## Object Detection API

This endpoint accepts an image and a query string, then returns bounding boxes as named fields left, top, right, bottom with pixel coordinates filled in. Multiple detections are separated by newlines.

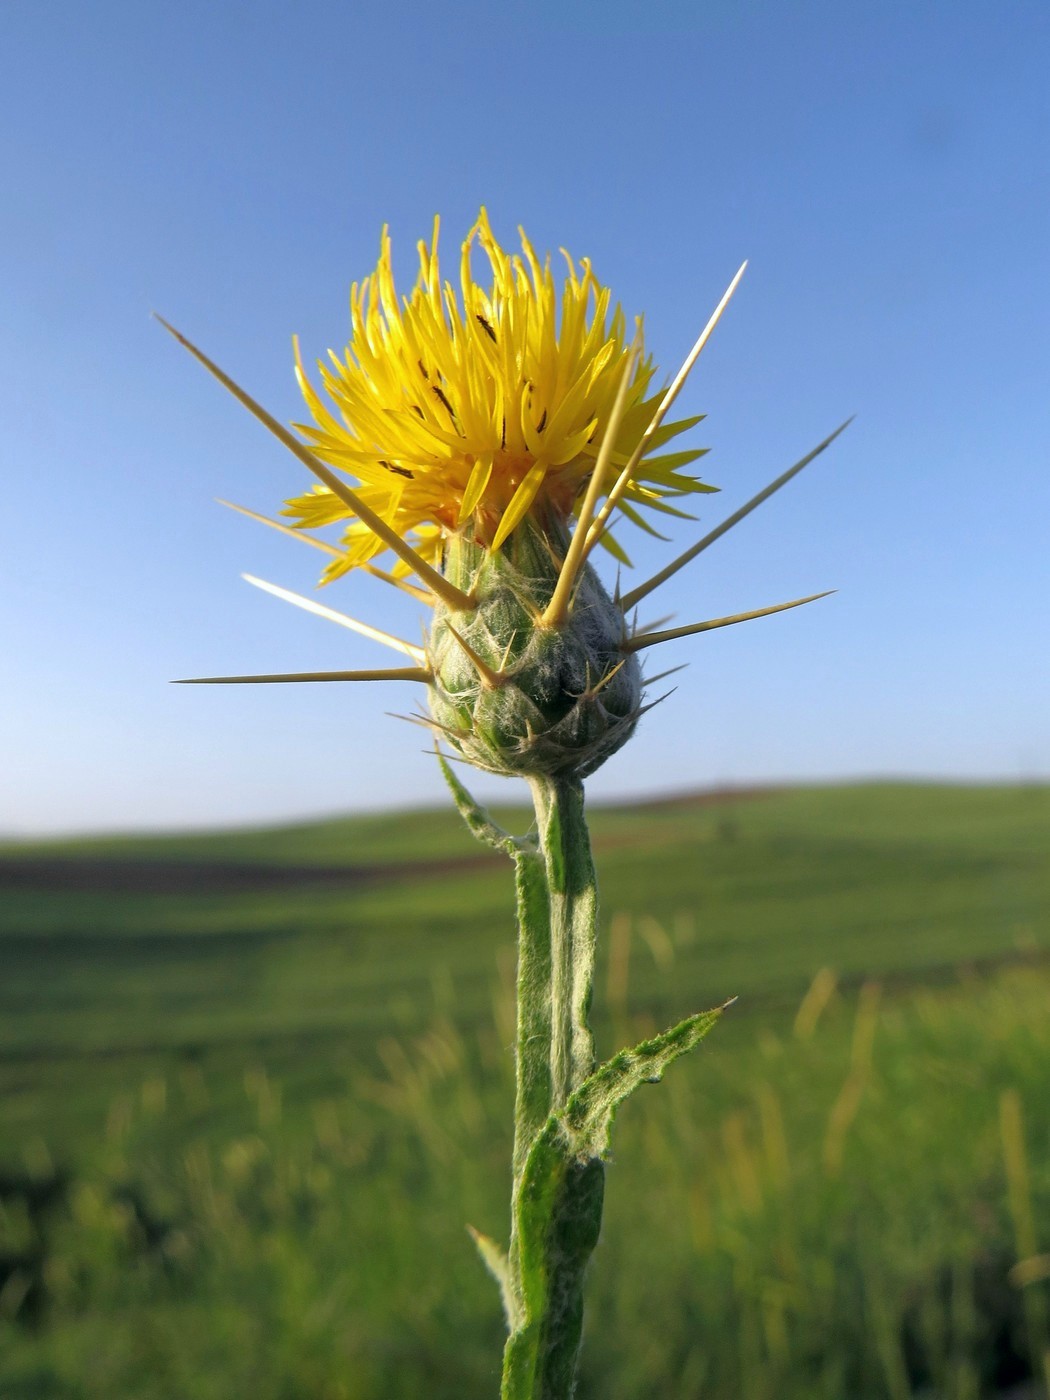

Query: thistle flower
left=163, top=213, right=848, bottom=1400
left=164, top=211, right=845, bottom=781
left=286, top=209, right=712, bottom=574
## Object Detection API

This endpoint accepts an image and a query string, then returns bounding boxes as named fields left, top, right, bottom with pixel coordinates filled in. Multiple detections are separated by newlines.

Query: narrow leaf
left=503, top=1003, right=728, bottom=1398
left=561, top=1004, right=727, bottom=1159
left=437, top=753, right=533, bottom=857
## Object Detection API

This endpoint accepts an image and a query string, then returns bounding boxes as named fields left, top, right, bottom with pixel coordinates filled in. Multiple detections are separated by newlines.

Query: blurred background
left=2, top=2, right=1048, bottom=1396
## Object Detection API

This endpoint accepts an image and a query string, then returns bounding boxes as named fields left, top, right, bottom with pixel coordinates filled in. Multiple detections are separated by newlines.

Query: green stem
left=442, top=760, right=721, bottom=1398
left=509, top=838, right=554, bottom=1182
left=501, top=775, right=603, bottom=1400
left=526, top=776, right=598, bottom=1108
left=435, top=757, right=553, bottom=1185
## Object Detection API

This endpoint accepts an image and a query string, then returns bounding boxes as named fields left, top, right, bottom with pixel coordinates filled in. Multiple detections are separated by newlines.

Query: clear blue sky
left=3, top=0, right=1048, bottom=834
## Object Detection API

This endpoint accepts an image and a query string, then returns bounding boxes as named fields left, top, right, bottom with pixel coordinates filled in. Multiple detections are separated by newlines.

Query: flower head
left=286, top=210, right=713, bottom=581
left=165, top=217, right=845, bottom=782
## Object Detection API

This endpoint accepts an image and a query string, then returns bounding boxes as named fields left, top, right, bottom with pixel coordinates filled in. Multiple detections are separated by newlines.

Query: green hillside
left=3, top=782, right=1047, bottom=1060
left=1, top=782, right=1048, bottom=1397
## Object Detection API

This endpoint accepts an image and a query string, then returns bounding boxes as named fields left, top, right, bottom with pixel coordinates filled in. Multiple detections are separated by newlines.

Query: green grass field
left=1, top=782, right=1048, bottom=1397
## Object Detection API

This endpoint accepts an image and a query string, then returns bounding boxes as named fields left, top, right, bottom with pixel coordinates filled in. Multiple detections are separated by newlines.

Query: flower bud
left=428, top=519, right=642, bottom=779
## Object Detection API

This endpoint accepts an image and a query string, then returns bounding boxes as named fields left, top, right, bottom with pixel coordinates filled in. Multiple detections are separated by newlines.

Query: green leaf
left=502, top=1133, right=604, bottom=1400
left=502, top=1004, right=728, bottom=1398
left=437, top=752, right=535, bottom=857
left=561, top=1003, right=728, bottom=1159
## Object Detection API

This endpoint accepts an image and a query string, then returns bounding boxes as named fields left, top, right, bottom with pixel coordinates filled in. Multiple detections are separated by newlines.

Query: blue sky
left=3, top=0, right=1048, bottom=834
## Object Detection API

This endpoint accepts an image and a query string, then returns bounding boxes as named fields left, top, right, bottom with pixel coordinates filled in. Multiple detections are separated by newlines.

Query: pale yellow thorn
left=155, top=316, right=474, bottom=613
left=444, top=622, right=506, bottom=689
left=217, top=499, right=341, bottom=555
left=393, top=713, right=463, bottom=741
left=498, top=633, right=519, bottom=672
left=358, top=564, right=433, bottom=604
left=582, top=658, right=626, bottom=699
left=173, top=667, right=433, bottom=684
left=541, top=329, right=643, bottom=628
left=217, top=499, right=434, bottom=604
left=642, top=663, right=689, bottom=686
left=581, top=261, right=748, bottom=564
left=633, top=613, right=676, bottom=637
left=622, top=590, right=835, bottom=653
left=241, top=574, right=427, bottom=663
left=620, top=419, right=853, bottom=613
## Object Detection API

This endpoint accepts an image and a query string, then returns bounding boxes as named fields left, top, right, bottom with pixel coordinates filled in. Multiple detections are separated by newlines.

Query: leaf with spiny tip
left=624, top=591, right=835, bottom=653
left=557, top=1002, right=730, bottom=1158
left=504, top=1002, right=729, bottom=1394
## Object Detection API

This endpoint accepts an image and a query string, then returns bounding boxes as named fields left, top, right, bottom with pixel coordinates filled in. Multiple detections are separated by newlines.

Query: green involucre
left=428, top=521, right=642, bottom=780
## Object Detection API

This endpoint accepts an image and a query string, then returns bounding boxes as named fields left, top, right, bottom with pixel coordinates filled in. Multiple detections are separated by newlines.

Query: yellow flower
left=165, top=228, right=845, bottom=716
left=286, top=209, right=714, bottom=581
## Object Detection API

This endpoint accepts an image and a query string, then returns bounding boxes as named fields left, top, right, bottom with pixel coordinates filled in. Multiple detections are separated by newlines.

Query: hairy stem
left=439, top=759, right=607, bottom=1398
left=510, top=841, right=554, bottom=1181
left=443, top=760, right=723, bottom=1399
left=526, top=776, right=598, bottom=1107
left=501, top=776, right=603, bottom=1400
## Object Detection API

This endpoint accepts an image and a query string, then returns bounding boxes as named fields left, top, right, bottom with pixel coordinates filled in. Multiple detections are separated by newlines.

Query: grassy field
left=1, top=782, right=1048, bottom=1397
